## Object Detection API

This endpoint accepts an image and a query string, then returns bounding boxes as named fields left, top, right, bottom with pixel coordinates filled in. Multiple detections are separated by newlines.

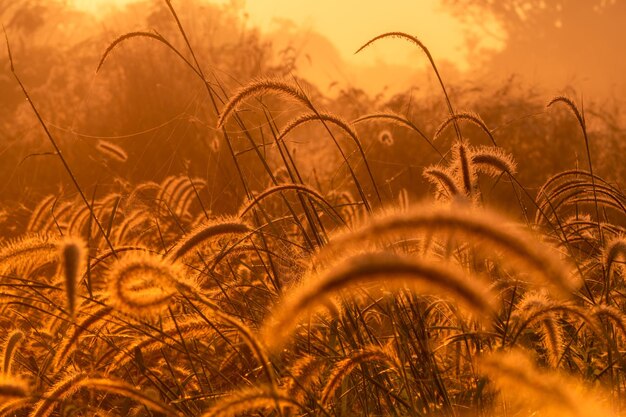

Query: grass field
left=0, top=1, right=625, bottom=416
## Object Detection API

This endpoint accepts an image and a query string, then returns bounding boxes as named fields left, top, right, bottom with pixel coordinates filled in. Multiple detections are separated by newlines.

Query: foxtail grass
left=217, top=78, right=313, bottom=129
left=59, top=237, right=85, bottom=318
left=167, top=219, right=251, bottom=261
left=106, top=252, right=186, bottom=318
left=1, top=330, right=23, bottom=375
left=321, top=204, right=580, bottom=296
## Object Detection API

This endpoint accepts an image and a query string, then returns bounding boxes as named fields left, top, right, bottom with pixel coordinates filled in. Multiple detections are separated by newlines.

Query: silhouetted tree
left=443, top=0, right=626, bottom=96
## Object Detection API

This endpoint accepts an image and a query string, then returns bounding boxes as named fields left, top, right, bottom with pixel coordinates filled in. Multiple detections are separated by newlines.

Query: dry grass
left=0, top=4, right=624, bottom=417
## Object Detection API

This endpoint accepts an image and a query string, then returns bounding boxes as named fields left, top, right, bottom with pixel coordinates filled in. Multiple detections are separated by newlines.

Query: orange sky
left=72, top=0, right=504, bottom=94
left=224, top=0, right=503, bottom=70
left=72, top=0, right=491, bottom=66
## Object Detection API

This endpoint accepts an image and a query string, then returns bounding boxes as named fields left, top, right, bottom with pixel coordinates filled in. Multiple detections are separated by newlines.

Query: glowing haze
left=224, top=0, right=501, bottom=70
left=71, top=0, right=503, bottom=93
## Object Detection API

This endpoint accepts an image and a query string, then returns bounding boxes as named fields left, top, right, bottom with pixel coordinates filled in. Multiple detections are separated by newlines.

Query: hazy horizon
left=66, top=0, right=626, bottom=100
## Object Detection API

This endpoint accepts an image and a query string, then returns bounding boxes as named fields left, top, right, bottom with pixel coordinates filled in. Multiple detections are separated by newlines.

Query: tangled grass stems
left=547, top=96, right=603, bottom=243
left=277, top=111, right=382, bottom=205
left=199, top=385, right=307, bottom=417
left=78, top=377, right=182, bottom=417
left=238, top=183, right=346, bottom=226
left=320, top=344, right=400, bottom=406
left=29, top=371, right=88, bottom=417
left=511, top=298, right=600, bottom=346
left=263, top=252, right=496, bottom=350
left=52, top=306, right=113, bottom=370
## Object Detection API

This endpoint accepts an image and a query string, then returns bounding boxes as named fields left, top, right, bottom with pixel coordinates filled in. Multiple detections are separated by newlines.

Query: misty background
left=0, top=0, right=624, bottom=234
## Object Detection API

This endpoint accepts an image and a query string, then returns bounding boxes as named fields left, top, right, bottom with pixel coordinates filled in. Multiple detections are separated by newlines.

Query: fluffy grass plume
left=454, top=140, right=475, bottom=196
left=423, top=166, right=459, bottom=198
left=321, top=203, right=580, bottom=296
left=106, top=252, right=185, bottom=318
left=471, top=145, right=517, bottom=176
left=1, top=330, right=23, bottom=374
left=434, top=111, right=497, bottom=145
left=511, top=292, right=601, bottom=351
left=167, top=218, right=251, bottom=261
left=97, top=31, right=188, bottom=73
left=26, top=195, right=56, bottom=232
left=480, top=350, right=613, bottom=417
left=377, top=129, right=394, bottom=146
left=217, top=78, right=312, bottom=128
left=1, top=12, right=625, bottom=417
left=58, top=237, right=86, bottom=318
left=96, top=140, right=128, bottom=162
left=0, top=234, right=58, bottom=275
left=605, top=237, right=626, bottom=280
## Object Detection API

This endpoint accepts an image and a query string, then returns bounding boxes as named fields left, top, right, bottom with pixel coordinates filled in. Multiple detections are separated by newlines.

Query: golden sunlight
left=72, top=0, right=503, bottom=70
left=1, top=2, right=624, bottom=417
left=71, top=0, right=129, bottom=15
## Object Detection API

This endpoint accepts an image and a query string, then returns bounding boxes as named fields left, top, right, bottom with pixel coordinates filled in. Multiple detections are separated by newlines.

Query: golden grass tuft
left=217, top=78, right=312, bottom=128
left=480, top=350, right=612, bottom=417
left=0, top=234, right=58, bottom=275
left=423, top=166, right=459, bottom=198
left=1, top=330, right=24, bottom=375
left=321, top=203, right=580, bottom=296
left=471, top=145, right=518, bottom=176
left=167, top=218, right=251, bottom=262
left=96, top=140, right=128, bottom=162
left=105, top=252, right=187, bottom=318
left=58, top=237, right=86, bottom=318
left=52, top=306, right=112, bottom=370
left=434, top=111, right=497, bottom=145
left=1, top=16, right=625, bottom=417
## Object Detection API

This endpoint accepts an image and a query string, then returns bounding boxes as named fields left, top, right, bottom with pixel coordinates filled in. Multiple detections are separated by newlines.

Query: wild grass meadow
left=0, top=1, right=625, bottom=416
